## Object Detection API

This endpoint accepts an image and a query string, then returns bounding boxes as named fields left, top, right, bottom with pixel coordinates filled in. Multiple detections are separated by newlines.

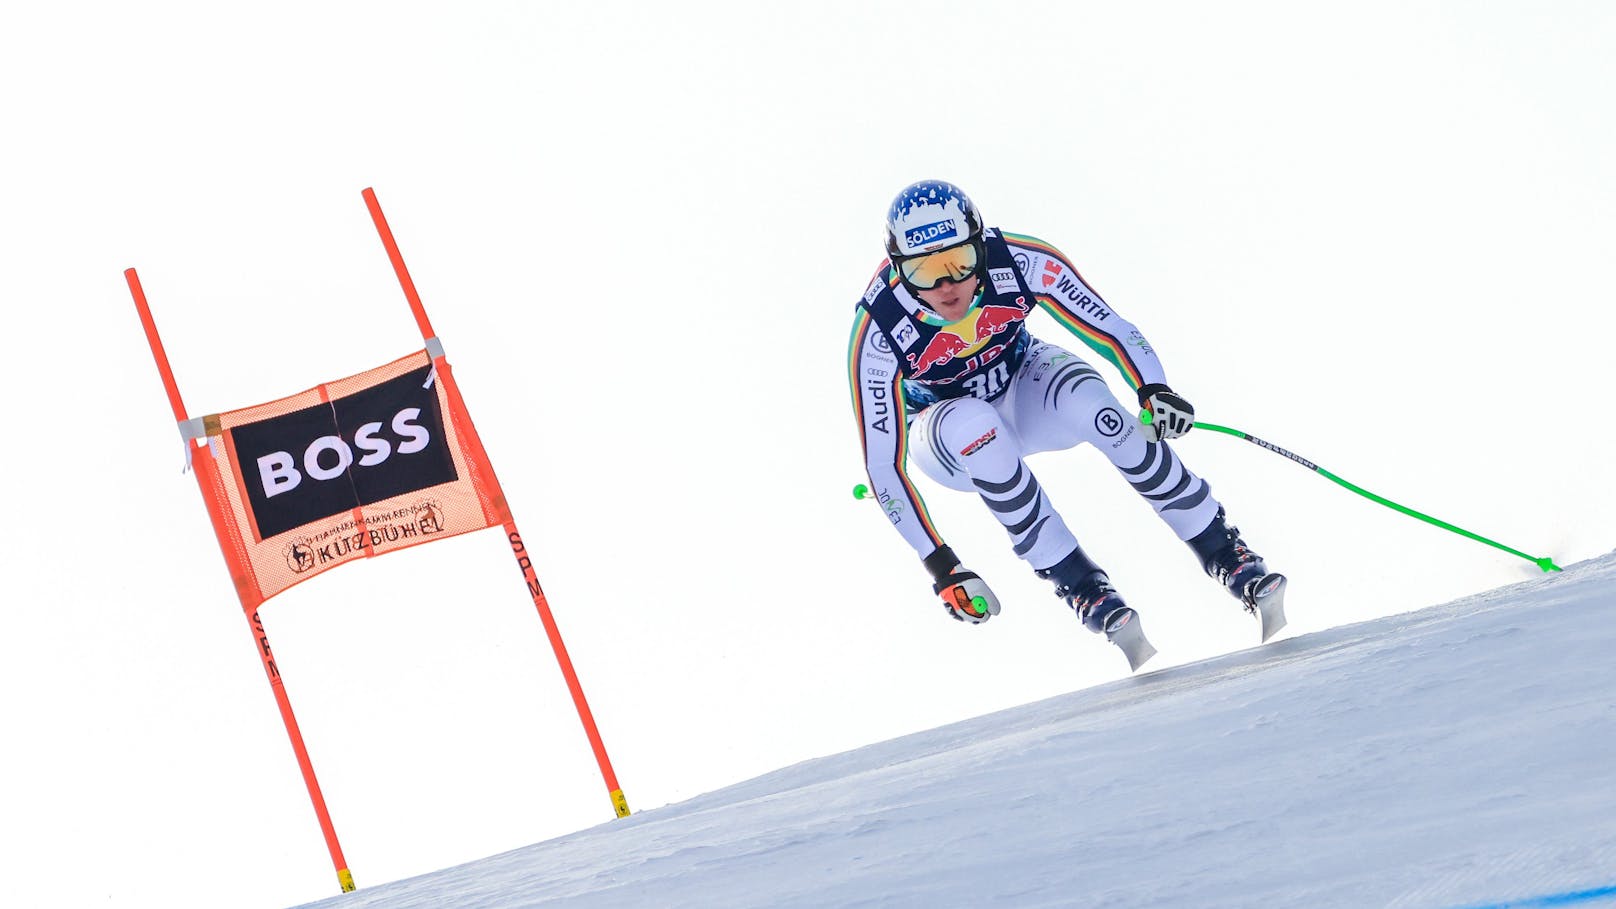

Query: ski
left=1104, top=607, right=1157, bottom=671
left=1247, top=573, right=1289, bottom=642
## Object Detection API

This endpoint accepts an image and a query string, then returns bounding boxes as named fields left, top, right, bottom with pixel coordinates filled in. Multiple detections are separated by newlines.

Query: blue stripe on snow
left=1451, top=883, right=1616, bottom=909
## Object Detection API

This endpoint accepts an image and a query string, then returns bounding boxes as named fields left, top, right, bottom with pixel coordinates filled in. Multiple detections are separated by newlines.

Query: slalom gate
left=125, top=188, right=630, bottom=895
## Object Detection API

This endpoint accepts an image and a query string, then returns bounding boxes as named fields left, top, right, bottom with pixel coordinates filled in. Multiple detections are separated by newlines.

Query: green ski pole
left=1143, top=412, right=1561, bottom=573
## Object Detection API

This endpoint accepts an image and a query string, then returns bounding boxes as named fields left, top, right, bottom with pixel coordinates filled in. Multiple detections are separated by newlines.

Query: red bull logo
left=906, top=298, right=1029, bottom=377
left=976, top=303, right=1025, bottom=335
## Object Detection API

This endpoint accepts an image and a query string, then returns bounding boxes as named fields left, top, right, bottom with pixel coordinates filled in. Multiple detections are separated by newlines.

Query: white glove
left=937, top=571, right=1002, bottom=624
left=1137, top=383, right=1195, bottom=442
left=922, top=545, right=1002, bottom=624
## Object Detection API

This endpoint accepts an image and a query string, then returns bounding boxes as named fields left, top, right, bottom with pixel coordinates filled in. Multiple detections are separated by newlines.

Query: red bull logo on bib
left=906, top=299, right=1030, bottom=378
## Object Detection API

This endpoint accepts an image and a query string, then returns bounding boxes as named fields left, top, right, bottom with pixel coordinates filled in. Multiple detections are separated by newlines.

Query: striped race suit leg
left=908, top=339, right=1223, bottom=576
left=908, top=396, right=1082, bottom=572
left=1007, top=340, right=1222, bottom=542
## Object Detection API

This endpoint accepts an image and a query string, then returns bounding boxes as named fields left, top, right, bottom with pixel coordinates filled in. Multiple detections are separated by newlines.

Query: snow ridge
left=299, top=554, right=1616, bottom=909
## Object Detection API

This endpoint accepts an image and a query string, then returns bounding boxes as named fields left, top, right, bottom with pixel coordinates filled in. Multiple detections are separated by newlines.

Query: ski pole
left=1146, top=413, right=1561, bottom=572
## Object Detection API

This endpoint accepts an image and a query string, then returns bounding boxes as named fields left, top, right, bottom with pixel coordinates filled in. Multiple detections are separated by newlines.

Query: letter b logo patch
left=1094, top=407, right=1126, bottom=439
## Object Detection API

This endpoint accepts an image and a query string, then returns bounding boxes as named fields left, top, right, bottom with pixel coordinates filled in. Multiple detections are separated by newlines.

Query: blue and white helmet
left=884, top=180, right=984, bottom=259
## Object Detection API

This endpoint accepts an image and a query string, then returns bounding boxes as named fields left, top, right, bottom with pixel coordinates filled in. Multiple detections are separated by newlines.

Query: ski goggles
left=896, top=240, right=982, bottom=290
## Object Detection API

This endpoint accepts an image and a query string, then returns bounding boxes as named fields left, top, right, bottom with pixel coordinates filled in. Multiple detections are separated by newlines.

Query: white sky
left=3, top=3, right=1612, bottom=908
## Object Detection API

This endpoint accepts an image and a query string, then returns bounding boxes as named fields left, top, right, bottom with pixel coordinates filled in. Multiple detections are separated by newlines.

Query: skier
left=848, top=180, right=1286, bottom=669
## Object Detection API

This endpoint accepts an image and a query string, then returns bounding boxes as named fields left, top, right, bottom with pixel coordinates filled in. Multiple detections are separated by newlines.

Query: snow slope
left=297, top=553, right=1616, bottom=909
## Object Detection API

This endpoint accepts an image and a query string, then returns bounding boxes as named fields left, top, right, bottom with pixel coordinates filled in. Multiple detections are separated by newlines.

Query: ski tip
left=1254, top=575, right=1289, bottom=642
left=1260, top=614, right=1288, bottom=643
left=1126, top=639, right=1158, bottom=672
left=1105, top=607, right=1157, bottom=671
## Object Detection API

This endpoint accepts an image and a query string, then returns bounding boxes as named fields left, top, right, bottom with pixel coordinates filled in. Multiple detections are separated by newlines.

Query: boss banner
left=193, top=351, right=508, bottom=608
left=126, top=187, right=630, bottom=899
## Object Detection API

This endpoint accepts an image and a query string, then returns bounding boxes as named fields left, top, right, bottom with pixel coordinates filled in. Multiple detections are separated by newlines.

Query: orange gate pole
left=125, top=268, right=358, bottom=893
left=360, top=187, right=631, bottom=818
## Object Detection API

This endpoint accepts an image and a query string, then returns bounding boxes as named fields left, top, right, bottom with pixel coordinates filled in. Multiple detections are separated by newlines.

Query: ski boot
left=1037, top=545, right=1156, bottom=671
left=1187, top=507, right=1288, bottom=641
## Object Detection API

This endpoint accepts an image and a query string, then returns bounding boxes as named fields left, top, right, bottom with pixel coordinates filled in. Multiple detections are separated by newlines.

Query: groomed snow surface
left=298, top=553, right=1616, bottom=909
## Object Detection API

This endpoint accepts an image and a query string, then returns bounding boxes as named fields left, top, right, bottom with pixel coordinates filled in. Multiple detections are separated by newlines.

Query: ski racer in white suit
left=848, top=181, right=1286, bottom=668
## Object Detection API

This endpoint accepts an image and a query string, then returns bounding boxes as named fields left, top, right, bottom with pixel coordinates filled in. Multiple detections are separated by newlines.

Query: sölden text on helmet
left=884, top=180, right=983, bottom=258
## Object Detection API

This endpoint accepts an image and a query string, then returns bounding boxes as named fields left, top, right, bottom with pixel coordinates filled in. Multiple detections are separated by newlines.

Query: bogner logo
left=232, top=364, right=459, bottom=539
left=905, top=218, right=958, bottom=250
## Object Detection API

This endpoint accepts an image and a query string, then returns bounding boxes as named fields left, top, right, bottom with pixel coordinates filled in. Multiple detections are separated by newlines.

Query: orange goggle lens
left=898, top=242, right=981, bottom=290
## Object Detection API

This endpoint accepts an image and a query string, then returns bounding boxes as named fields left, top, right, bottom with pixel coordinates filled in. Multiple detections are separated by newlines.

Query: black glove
left=1136, top=383, right=1195, bottom=442
left=923, top=545, right=1002, bottom=624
